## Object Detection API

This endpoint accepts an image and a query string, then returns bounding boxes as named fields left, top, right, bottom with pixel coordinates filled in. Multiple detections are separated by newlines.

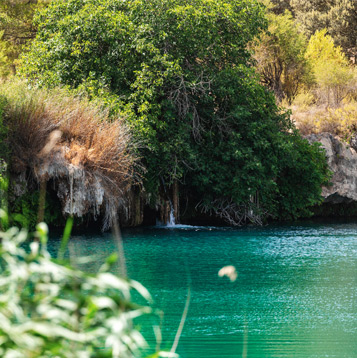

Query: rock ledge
left=307, top=133, right=357, bottom=204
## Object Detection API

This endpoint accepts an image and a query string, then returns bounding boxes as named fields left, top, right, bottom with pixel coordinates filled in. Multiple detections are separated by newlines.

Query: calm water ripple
left=49, top=222, right=357, bottom=357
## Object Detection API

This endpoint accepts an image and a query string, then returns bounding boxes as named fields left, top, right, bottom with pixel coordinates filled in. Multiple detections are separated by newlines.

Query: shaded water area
left=49, top=222, right=357, bottom=357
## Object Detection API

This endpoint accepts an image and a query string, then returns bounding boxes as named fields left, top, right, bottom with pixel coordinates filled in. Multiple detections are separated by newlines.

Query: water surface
left=50, top=222, right=357, bottom=357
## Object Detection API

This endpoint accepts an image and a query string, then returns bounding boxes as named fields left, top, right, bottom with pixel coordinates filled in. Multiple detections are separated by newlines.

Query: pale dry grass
left=292, top=101, right=357, bottom=140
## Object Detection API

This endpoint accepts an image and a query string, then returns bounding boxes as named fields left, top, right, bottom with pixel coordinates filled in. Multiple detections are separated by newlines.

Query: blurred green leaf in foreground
left=0, top=222, right=172, bottom=358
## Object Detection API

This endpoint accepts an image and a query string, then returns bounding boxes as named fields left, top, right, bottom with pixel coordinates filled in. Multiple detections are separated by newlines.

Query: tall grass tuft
left=1, top=79, right=139, bottom=229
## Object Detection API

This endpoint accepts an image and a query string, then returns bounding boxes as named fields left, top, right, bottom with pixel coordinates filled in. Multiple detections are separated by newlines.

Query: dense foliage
left=252, top=9, right=310, bottom=103
left=0, top=94, right=7, bottom=157
left=0, top=220, right=167, bottom=358
left=0, top=95, right=8, bottom=224
left=305, top=29, right=355, bottom=106
left=269, top=0, right=357, bottom=59
left=0, top=0, right=49, bottom=76
left=255, top=1, right=356, bottom=157
left=18, top=0, right=330, bottom=223
left=292, top=29, right=357, bottom=140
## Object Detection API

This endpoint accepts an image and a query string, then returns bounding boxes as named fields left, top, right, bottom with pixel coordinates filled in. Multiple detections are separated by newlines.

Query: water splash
left=166, top=205, right=176, bottom=227
left=156, top=200, right=217, bottom=229
left=155, top=202, right=176, bottom=227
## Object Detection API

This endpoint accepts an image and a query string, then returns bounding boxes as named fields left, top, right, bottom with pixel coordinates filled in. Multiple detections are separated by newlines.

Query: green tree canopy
left=289, top=0, right=356, bottom=58
left=264, top=0, right=357, bottom=59
left=328, top=0, right=357, bottom=60
left=252, top=9, right=310, bottom=104
left=20, top=0, right=329, bottom=223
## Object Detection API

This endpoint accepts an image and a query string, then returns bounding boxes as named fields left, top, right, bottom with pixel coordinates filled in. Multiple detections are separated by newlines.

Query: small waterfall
left=156, top=200, right=211, bottom=229
left=166, top=203, right=176, bottom=227
left=158, top=176, right=177, bottom=227
left=155, top=200, right=176, bottom=227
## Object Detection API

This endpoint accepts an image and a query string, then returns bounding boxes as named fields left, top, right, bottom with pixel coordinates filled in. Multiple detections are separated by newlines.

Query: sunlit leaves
left=305, top=29, right=355, bottom=106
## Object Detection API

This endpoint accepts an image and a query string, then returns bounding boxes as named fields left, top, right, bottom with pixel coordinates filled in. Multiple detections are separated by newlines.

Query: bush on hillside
left=293, top=101, right=357, bottom=141
left=305, top=29, right=356, bottom=107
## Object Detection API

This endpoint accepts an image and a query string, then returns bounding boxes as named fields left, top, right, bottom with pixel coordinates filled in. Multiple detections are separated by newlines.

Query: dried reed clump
left=1, top=79, right=138, bottom=229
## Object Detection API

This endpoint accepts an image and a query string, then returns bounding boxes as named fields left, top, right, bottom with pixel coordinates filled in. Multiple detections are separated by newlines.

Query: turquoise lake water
left=49, top=222, right=357, bottom=357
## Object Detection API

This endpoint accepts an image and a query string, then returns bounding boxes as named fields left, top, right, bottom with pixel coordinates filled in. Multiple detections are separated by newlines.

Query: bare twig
left=168, top=74, right=212, bottom=141
left=199, top=194, right=270, bottom=226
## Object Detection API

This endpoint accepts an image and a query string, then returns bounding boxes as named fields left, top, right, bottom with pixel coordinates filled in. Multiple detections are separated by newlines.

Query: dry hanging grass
left=1, top=79, right=139, bottom=229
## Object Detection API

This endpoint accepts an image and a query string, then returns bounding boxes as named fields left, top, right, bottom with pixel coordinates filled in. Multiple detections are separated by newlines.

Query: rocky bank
left=307, top=133, right=357, bottom=204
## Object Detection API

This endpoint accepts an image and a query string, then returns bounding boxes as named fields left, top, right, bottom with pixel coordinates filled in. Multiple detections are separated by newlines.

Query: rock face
left=307, top=133, right=357, bottom=204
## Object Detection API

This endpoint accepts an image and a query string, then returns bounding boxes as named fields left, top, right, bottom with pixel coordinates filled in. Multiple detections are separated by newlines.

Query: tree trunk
left=159, top=199, right=170, bottom=225
left=133, top=186, right=143, bottom=226
left=172, top=180, right=179, bottom=223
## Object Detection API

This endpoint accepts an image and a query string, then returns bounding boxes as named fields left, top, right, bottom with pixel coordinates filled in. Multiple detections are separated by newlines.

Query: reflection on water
left=49, top=222, right=357, bottom=358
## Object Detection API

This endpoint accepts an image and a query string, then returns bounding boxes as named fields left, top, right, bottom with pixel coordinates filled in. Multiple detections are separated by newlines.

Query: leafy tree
left=252, top=10, right=310, bottom=104
left=328, top=0, right=357, bottom=61
left=20, top=0, right=329, bottom=223
left=0, top=0, right=48, bottom=75
left=267, top=0, right=293, bottom=15
left=289, top=0, right=332, bottom=37
left=306, top=29, right=355, bottom=106
left=289, top=0, right=357, bottom=57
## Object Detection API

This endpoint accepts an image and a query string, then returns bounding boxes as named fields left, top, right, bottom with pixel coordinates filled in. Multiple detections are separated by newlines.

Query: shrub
left=305, top=29, right=356, bottom=107
left=275, top=132, right=330, bottom=219
left=292, top=91, right=316, bottom=110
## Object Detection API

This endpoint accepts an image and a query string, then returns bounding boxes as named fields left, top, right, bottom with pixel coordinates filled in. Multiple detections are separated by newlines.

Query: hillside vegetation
left=2, top=0, right=351, bottom=227
left=254, top=1, right=357, bottom=142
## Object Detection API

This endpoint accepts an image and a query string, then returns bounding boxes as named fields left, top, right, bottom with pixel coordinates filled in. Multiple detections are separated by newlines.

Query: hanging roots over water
left=199, top=198, right=269, bottom=226
left=2, top=80, right=139, bottom=229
